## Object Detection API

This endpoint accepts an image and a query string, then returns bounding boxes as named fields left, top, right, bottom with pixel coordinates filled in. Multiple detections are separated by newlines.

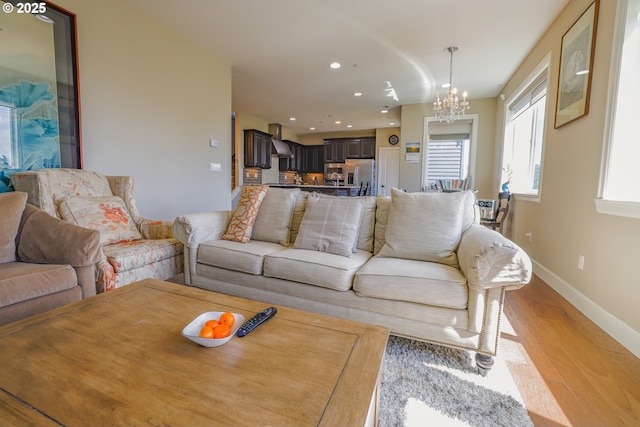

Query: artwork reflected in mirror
left=0, top=1, right=80, bottom=192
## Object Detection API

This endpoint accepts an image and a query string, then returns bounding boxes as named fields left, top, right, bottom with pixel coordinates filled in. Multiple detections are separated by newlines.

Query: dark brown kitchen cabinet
left=244, top=129, right=272, bottom=169
left=346, top=137, right=375, bottom=159
left=324, top=139, right=347, bottom=163
left=280, top=143, right=323, bottom=173
left=279, top=140, right=302, bottom=172
left=303, top=145, right=324, bottom=173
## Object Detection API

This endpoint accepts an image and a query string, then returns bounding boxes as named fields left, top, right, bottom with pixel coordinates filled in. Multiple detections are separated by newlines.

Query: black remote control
left=236, top=307, right=277, bottom=337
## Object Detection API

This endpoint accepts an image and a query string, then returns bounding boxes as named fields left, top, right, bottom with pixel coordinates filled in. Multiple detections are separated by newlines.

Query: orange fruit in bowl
left=213, top=324, right=231, bottom=339
left=198, top=326, right=215, bottom=339
left=219, top=312, right=235, bottom=327
left=205, top=319, right=219, bottom=329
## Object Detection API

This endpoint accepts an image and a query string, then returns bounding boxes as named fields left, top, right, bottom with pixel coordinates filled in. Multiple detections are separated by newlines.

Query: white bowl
left=182, top=311, right=245, bottom=347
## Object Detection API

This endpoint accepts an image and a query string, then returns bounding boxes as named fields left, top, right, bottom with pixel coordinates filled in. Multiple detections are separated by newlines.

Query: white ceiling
left=125, top=0, right=568, bottom=136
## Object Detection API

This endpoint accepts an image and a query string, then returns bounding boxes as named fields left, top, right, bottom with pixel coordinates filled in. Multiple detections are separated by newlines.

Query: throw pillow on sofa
left=378, top=188, right=468, bottom=266
left=293, top=195, right=363, bottom=257
left=315, top=193, right=376, bottom=253
left=222, top=185, right=269, bottom=243
left=251, top=187, right=300, bottom=246
left=58, top=196, right=143, bottom=245
left=0, top=191, right=27, bottom=262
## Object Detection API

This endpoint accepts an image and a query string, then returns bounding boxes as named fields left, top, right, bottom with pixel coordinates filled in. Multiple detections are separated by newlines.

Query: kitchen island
left=266, top=184, right=365, bottom=197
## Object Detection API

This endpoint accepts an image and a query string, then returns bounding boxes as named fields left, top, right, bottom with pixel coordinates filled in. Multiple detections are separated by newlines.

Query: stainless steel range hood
left=269, top=123, right=294, bottom=158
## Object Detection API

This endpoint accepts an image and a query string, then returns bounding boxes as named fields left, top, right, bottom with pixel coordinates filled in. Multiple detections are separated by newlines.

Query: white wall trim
left=594, top=198, right=640, bottom=219
left=532, top=260, right=640, bottom=358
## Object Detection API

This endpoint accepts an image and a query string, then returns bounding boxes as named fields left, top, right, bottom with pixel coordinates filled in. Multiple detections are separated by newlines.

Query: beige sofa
left=0, top=192, right=102, bottom=325
left=173, top=187, right=532, bottom=371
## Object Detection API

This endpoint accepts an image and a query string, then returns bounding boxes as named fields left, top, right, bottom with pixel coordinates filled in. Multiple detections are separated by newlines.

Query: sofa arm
left=173, top=211, right=233, bottom=248
left=17, top=204, right=102, bottom=267
left=458, top=225, right=532, bottom=290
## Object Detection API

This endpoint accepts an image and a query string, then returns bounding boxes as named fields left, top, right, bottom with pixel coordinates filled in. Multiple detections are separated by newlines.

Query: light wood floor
left=502, top=275, right=640, bottom=426
left=169, top=274, right=640, bottom=426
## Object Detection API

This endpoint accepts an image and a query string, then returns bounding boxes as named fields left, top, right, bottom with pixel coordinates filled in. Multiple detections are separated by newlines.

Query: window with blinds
left=426, top=134, right=470, bottom=183
left=502, top=58, right=550, bottom=196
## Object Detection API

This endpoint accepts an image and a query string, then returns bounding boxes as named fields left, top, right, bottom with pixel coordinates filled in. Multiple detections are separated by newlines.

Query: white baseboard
left=533, top=260, right=640, bottom=359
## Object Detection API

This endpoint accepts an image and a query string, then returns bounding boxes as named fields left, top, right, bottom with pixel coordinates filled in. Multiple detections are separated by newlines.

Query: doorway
left=377, top=147, right=400, bottom=196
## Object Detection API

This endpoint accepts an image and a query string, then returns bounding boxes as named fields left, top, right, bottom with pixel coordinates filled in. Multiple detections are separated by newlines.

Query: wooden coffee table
left=0, top=279, right=388, bottom=426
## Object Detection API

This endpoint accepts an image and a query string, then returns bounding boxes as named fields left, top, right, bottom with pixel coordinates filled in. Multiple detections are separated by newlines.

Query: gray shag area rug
left=379, top=336, right=533, bottom=427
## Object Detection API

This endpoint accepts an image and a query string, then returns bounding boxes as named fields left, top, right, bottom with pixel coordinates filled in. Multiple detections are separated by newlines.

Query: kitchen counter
left=265, top=184, right=363, bottom=196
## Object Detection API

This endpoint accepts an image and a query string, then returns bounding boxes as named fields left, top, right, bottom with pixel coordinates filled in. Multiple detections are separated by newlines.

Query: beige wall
left=500, top=0, right=640, bottom=354
left=53, top=0, right=233, bottom=220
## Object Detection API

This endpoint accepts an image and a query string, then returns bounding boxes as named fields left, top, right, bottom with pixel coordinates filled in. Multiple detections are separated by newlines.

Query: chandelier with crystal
left=433, top=46, right=469, bottom=123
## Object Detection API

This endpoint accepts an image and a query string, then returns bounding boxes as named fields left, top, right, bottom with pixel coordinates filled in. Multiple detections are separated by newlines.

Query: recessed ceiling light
left=347, top=125, right=352, bottom=128
left=289, top=117, right=296, bottom=121
left=335, top=120, right=341, bottom=124
left=381, top=109, right=388, bottom=114
left=354, top=92, right=362, bottom=97
left=389, top=122, right=396, bottom=126
left=330, top=62, right=341, bottom=69
left=310, top=127, right=316, bottom=131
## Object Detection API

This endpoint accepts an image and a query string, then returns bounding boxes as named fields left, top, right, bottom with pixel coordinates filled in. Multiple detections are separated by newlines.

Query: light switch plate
left=210, top=162, right=221, bottom=172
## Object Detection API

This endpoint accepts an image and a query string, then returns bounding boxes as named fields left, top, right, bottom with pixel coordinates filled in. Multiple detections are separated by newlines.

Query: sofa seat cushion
left=197, top=240, right=286, bottom=275
left=0, top=262, right=77, bottom=307
left=264, top=249, right=372, bottom=291
left=102, top=238, right=183, bottom=273
left=353, top=256, right=468, bottom=309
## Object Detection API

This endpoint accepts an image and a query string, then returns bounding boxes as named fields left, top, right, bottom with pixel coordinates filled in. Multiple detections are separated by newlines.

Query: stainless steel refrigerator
left=346, top=159, right=376, bottom=196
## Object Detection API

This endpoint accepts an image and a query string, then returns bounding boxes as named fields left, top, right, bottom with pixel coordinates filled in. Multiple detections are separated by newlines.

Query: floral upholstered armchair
left=11, top=168, right=183, bottom=293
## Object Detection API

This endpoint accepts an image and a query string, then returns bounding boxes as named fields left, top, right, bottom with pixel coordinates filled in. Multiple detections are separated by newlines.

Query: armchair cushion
left=222, top=185, right=269, bottom=243
left=0, top=192, right=27, bottom=263
left=58, top=196, right=142, bottom=245
left=102, top=239, right=182, bottom=273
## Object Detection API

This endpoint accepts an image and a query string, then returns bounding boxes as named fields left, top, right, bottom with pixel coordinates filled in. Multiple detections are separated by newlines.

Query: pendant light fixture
left=433, top=46, right=470, bottom=123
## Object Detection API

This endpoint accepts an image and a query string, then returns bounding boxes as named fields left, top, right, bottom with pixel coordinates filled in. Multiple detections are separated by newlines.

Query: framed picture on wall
left=0, top=1, right=81, bottom=192
left=554, top=0, right=599, bottom=129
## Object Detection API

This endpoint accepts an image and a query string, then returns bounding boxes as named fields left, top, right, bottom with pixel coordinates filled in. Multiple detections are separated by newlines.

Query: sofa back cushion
left=58, top=196, right=143, bottom=245
left=289, top=191, right=309, bottom=245
left=251, top=187, right=300, bottom=246
left=0, top=192, right=27, bottom=263
left=374, top=190, right=477, bottom=255
left=377, top=189, right=472, bottom=266
left=293, top=196, right=363, bottom=257
left=373, top=196, right=392, bottom=254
